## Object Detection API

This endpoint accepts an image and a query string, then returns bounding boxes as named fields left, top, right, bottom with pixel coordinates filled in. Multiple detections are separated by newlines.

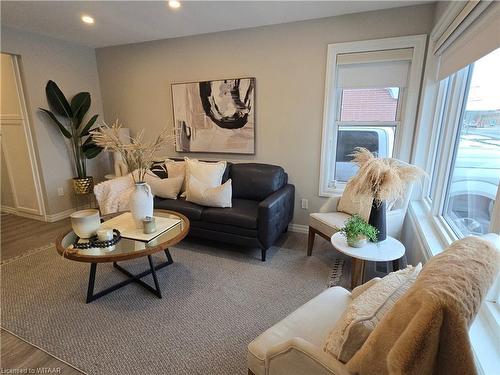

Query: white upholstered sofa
left=248, top=233, right=500, bottom=375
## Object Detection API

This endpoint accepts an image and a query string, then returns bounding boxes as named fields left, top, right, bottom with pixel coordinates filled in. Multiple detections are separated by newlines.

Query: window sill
left=408, top=200, right=500, bottom=374
left=407, top=200, right=448, bottom=257
left=470, top=304, right=500, bottom=375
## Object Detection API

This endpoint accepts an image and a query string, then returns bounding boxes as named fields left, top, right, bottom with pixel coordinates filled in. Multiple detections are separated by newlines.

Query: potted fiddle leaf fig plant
left=39, top=80, right=103, bottom=194
left=340, top=215, right=379, bottom=248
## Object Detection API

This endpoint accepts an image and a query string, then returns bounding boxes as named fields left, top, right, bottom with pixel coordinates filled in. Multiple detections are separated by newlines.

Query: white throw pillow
left=337, top=180, right=373, bottom=221
left=149, top=176, right=184, bottom=199
left=184, top=158, right=226, bottom=195
left=323, top=264, right=422, bottom=363
left=165, top=159, right=187, bottom=191
left=186, top=176, right=232, bottom=208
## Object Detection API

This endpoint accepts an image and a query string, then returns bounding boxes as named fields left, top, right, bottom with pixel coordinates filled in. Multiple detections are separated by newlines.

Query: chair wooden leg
left=248, top=370, right=256, bottom=375
left=307, top=226, right=315, bottom=256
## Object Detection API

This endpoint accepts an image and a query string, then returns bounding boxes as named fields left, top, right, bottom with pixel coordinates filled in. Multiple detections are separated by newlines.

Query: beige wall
left=1, top=27, right=109, bottom=216
left=96, top=4, right=435, bottom=226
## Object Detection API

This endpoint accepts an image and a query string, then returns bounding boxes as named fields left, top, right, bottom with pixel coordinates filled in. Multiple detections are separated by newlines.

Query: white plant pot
left=130, top=182, right=153, bottom=229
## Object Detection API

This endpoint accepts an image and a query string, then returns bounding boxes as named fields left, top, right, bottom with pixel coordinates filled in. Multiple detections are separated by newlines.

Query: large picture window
left=319, top=36, right=426, bottom=196
left=427, top=48, right=500, bottom=238
left=441, top=49, right=500, bottom=236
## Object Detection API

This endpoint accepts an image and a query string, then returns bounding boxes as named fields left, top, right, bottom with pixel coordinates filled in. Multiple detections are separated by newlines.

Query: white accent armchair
left=307, top=184, right=413, bottom=256
left=248, top=234, right=500, bottom=375
left=247, top=286, right=352, bottom=375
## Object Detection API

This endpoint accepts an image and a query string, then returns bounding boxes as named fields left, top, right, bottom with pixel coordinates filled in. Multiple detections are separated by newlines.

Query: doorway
left=1, top=53, right=45, bottom=219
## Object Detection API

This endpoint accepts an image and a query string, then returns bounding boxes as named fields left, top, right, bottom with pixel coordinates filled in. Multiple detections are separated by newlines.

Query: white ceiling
left=1, top=1, right=431, bottom=48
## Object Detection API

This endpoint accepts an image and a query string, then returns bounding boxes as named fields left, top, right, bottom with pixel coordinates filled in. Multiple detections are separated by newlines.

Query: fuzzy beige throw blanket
left=347, top=236, right=499, bottom=375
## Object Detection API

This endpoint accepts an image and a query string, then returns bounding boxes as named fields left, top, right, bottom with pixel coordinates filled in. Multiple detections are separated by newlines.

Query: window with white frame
left=319, top=36, right=426, bottom=196
left=425, top=48, right=500, bottom=345
left=429, top=48, right=500, bottom=238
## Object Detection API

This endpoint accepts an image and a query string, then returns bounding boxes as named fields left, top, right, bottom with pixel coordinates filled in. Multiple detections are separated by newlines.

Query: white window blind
left=435, top=1, right=500, bottom=80
left=336, top=48, right=412, bottom=89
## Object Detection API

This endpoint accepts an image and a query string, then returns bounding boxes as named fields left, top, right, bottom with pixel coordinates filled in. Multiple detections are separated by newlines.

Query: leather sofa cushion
left=153, top=197, right=203, bottom=221
left=190, top=220, right=257, bottom=238
left=230, top=163, right=286, bottom=201
left=202, top=199, right=258, bottom=229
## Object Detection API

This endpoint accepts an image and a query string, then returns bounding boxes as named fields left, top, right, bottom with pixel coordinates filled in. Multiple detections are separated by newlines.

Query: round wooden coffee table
left=56, top=210, right=189, bottom=303
left=331, top=232, right=405, bottom=289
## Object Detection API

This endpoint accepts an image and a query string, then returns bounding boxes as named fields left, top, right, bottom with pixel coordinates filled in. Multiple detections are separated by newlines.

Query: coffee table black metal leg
left=86, top=263, right=97, bottom=303
left=164, top=248, right=173, bottom=264
left=147, top=255, right=162, bottom=298
left=85, top=251, right=173, bottom=303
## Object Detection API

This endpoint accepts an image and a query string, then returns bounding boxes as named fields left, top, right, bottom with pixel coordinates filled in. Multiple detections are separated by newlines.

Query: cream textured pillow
left=323, top=264, right=422, bottom=363
left=337, top=180, right=373, bottom=221
left=184, top=158, right=226, bottom=194
left=165, top=159, right=187, bottom=191
left=149, top=176, right=184, bottom=199
left=186, top=176, right=232, bottom=208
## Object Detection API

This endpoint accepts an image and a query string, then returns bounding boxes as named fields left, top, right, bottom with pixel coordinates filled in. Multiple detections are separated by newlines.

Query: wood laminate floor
left=1, top=330, right=84, bottom=374
left=1, top=214, right=79, bottom=373
left=1, top=213, right=71, bottom=262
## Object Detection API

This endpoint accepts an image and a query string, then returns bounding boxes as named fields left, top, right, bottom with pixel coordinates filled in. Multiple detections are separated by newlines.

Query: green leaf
left=71, top=92, right=91, bottom=128
left=45, top=80, right=73, bottom=118
left=82, top=143, right=103, bottom=159
left=39, top=108, right=72, bottom=138
left=80, top=114, right=99, bottom=137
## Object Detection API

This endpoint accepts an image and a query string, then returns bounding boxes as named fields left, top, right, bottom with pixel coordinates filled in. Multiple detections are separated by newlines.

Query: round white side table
left=331, top=232, right=405, bottom=289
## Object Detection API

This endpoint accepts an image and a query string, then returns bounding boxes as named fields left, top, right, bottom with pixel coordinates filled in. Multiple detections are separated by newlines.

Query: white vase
left=130, top=182, right=153, bottom=229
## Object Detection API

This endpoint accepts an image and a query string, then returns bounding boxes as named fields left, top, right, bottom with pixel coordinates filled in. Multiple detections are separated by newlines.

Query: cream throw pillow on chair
left=323, top=264, right=422, bottom=363
left=186, top=176, right=232, bottom=208
left=337, top=180, right=373, bottom=221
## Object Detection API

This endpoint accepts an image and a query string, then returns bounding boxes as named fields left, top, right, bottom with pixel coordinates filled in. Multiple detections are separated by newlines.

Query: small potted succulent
left=340, top=215, right=379, bottom=248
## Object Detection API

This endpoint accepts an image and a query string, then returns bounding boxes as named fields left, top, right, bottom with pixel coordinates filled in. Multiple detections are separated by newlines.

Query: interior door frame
left=1, top=53, right=46, bottom=219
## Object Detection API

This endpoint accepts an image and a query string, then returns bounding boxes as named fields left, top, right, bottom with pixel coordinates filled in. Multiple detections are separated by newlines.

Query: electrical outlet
left=57, top=187, right=64, bottom=196
left=301, top=198, right=308, bottom=210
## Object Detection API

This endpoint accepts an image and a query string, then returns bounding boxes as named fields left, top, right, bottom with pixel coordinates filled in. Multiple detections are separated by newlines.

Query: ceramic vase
left=368, top=200, right=387, bottom=241
left=130, top=182, right=153, bottom=229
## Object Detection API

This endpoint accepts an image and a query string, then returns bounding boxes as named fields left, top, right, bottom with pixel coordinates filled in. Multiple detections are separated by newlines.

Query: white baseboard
left=1, top=205, right=17, bottom=215
left=2, top=205, right=75, bottom=222
left=1, top=205, right=46, bottom=221
left=289, top=223, right=308, bottom=234
left=46, top=208, right=75, bottom=222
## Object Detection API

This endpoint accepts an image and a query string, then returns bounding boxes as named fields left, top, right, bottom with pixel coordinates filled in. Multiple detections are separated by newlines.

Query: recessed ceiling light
left=81, top=15, right=94, bottom=24
left=168, top=1, right=181, bottom=9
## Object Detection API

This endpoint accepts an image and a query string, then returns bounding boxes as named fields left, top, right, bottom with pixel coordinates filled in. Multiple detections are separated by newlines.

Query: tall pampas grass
left=91, top=120, right=175, bottom=183
left=348, top=148, right=425, bottom=205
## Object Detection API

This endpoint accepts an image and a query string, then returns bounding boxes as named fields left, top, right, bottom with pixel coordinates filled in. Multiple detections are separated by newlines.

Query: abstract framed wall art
left=171, top=77, right=255, bottom=154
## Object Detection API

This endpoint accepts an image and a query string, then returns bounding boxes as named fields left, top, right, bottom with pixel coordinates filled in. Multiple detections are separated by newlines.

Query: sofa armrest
left=266, top=337, right=351, bottom=375
left=258, top=184, right=295, bottom=249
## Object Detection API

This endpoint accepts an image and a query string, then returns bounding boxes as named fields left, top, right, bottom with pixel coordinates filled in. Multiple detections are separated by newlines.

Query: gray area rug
left=1, top=234, right=348, bottom=375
